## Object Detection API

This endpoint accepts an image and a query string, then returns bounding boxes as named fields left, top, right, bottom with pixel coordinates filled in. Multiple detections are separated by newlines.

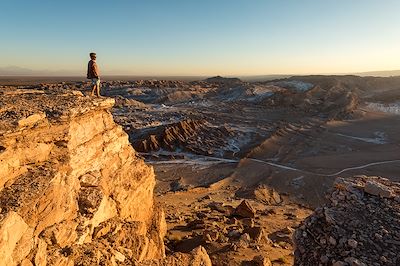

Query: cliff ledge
left=0, top=88, right=166, bottom=265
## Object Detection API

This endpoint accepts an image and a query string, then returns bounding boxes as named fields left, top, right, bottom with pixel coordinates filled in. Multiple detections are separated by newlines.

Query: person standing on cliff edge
left=87, top=52, right=101, bottom=97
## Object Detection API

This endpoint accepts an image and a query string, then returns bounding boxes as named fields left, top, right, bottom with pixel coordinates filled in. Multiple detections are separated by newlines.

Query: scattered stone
left=320, top=255, right=329, bottom=264
left=269, top=228, right=293, bottom=245
left=190, top=246, right=212, bottom=266
left=252, top=255, right=272, bottom=266
left=294, top=176, right=400, bottom=266
left=202, top=195, right=212, bottom=200
left=241, top=218, right=255, bottom=228
left=112, top=250, right=126, bottom=262
left=332, top=261, right=346, bottom=266
left=170, top=178, right=188, bottom=192
left=207, top=201, right=228, bottom=214
left=345, top=257, right=366, bottom=266
left=203, top=230, right=219, bottom=242
left=348, top=239, right=358, bottom=249
left=234, top=200, right=256, bottom=218
left=284, top=213, right=298, bottom=220
left=240, top=233, right=251, bottom=241
left=79, top=172, right=100, bottom=187
left=244, top=227, right=270, bottom=244
left=380, top=256, right=388, bottom=263
left=282, top=226, right=294, bottom=234
left=187, top=219, right=206, bottom=229
left=77, top=187, right=103, bottom=216
left=227, top=217, right=238, bottom=225
left=329, top=236, right=337, bottom=246
left=235, top=185, right=283, bottom=205
left=364, top=180, right=394, bottom=198
left=228, top=229, right=242, bottom=238
left=253, top=185, right=283, bottom=205
left=238, top=233, right=251, bottom=248
left=165, top=245, right=212, bottom=266
left=261, top=208, right=277, bottom=216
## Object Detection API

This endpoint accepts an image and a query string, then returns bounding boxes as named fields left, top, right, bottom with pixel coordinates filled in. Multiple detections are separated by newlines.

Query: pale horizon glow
left=1, top=0, right=400, bottom=76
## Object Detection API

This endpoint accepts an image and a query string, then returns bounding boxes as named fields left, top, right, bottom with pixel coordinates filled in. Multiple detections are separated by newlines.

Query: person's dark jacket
left=87, top=60, right=99, bottom=79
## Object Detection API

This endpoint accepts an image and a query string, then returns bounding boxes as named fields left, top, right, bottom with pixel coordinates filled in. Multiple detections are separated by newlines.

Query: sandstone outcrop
left=294, top=176, right=400, bottom=266
left=0, top=89, right=166, bottom=265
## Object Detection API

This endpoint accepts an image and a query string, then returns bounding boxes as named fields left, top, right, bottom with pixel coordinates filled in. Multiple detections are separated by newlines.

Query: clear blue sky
left=1, top=0, right=400, bottom=76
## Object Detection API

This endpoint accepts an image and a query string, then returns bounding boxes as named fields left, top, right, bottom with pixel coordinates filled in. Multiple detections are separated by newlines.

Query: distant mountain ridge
left=356, top=70, right=400, bottom=77
left=1, top=65, right=400, bottom=79
left=0, top=66, right=79, bottom=76
left=0, top=66, right=42, bottom=75
left=204, top=76, right=243, bottom=84
left=240, top=71, right=400, bottom=82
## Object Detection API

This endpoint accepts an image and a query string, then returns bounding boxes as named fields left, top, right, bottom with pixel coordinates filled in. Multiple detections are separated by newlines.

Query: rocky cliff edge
left=0, top=88, right=167, bottom=266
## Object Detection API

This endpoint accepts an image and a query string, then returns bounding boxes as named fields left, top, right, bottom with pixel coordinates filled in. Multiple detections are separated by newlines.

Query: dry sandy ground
left=239, top=107, right=400, bottom=207
left=157, top=187, right=312, bottom=265
left=149, top=106, right=400, bottom=265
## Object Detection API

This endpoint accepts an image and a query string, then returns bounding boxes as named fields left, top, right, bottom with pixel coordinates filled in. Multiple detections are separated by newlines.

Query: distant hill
left=239, top=74, right=293, bottom=82
left=240, top=71, right=400, bottom=82
left=0, top=66, right=80, bottom=76
left=0, top=66, right=42, bottom=75
left=204, top=76, right=243, bottom=84
left=356, top=70, right=400, bottom=77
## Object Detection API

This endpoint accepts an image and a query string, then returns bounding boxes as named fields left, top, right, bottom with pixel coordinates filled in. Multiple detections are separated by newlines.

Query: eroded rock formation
left=0, top=89, right=166, bottom=265
left=131, top=119, right=235, bottom=156
left=262, top=85, right=358, bottom=119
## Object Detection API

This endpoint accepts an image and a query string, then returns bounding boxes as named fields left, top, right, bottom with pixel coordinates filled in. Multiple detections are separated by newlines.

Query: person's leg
left=90, top=79, right=97, bottom=96
left=91, top=85, right=96, bottom=96
left=96, top=79, right=101, bottom=97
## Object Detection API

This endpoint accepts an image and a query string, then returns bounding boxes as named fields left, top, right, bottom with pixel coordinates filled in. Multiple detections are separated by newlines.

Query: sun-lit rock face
left=0, top=89, right=166, bottom=265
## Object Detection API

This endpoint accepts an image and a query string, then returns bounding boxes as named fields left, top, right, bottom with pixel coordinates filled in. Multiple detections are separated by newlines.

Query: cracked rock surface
left=0, top=89, right=167, bottom=265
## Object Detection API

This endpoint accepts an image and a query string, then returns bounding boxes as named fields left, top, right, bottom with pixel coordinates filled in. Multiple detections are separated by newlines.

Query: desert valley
left=1, top=75, right=400, bottom=265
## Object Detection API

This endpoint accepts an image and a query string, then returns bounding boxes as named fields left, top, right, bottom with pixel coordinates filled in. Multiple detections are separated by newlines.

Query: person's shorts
left=91, top=78, right=100, bottom=86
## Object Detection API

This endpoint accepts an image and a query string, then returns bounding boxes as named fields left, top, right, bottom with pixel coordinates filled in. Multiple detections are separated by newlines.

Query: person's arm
left=87, top=62, right=91, bottom=78
left=93, top=61, right=100, bottom=78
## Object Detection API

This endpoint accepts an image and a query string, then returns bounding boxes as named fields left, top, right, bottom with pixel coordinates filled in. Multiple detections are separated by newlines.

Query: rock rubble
left=294, top=176, right=400, bottom=266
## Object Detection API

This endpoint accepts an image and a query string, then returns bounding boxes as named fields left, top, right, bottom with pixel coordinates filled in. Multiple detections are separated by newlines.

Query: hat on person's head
left=90, top=52, right=96, bottom=57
